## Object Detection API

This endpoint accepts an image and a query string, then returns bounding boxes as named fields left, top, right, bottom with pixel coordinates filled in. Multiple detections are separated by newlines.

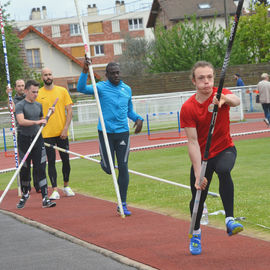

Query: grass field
left=1, top=137, right=270, bottom=239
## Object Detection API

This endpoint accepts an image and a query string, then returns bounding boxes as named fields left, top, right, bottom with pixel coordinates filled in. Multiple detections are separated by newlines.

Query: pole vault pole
left=44, top=143, right=220, bottom=197
left=188, top=0, right=244, bottom=238
left=73, top=0, right=125, bottom=218
left=0, top=99, right=58, bottom=204
left=0, top=4, right=21, bottom=196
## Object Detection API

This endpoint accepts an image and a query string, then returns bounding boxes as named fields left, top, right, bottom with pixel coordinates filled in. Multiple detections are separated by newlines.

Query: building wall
left=122, top=63, right=270, bottom=96
left=155, top=10, right=228, bottom=30
left=24, top=33, right=82, bottom=78
left=16, top=10, right=153, bottom=72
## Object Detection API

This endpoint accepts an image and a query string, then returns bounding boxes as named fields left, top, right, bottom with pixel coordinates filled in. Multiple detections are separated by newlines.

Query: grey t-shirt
left=13, top=94, right=25, bottom=133
left=15, top=99, right=43, bottom=136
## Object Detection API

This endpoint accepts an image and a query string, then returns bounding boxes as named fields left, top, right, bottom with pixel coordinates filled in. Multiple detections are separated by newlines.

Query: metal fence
left=0, top=85, right=262, bottom=149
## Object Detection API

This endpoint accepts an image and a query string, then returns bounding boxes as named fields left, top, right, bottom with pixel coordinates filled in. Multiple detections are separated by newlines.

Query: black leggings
left=18, top=134, right=48, bottom=198
left=44, top=136, right=70, bottom=188
left=98, top=131, right=130, bottom=202
left=190, top=146, right=237, bottom=230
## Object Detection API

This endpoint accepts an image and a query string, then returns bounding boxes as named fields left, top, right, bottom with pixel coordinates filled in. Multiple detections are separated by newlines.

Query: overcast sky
left=4, top=0, right=152, bottom=21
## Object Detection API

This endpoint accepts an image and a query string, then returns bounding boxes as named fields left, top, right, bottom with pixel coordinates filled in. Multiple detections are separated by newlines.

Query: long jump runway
left=1, top=117, right=270, bottom=269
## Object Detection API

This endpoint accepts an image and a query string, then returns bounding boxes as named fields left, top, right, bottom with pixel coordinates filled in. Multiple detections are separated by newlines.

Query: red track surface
left=1, top=115, right=270, bottom=269
left=1, top=190, right=270, bottom=270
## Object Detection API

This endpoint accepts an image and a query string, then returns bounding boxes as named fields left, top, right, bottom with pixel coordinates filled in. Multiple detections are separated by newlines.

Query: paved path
left=0, top=211, right=138, bottom=270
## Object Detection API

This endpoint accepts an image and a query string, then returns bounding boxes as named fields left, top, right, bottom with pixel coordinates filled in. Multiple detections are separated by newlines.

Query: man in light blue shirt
left=77, top=59, right=143, bottom=216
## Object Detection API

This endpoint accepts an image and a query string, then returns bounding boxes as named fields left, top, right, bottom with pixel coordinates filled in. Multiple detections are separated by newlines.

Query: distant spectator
left=234, top=74, right=245, bottom=87
left=257, top=73, right=270, bottom=126
left=234, top=74, right=246, bottom=111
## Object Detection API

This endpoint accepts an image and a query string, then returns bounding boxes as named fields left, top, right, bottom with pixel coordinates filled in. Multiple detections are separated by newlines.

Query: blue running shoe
left=117, top=202, right=131, bottom=216
left=226, top=220, right=244, bottom=236
left=189, top=233, right=201, bottom=255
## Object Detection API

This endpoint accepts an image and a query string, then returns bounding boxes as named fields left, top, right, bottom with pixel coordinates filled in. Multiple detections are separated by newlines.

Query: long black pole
left=189, top=0, right=244, bottom=237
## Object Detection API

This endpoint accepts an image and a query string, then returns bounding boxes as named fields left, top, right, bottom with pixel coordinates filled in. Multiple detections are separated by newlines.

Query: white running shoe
left=63, top=186, right=75, bottom=197
left=49, top=190, right=60, bottom=200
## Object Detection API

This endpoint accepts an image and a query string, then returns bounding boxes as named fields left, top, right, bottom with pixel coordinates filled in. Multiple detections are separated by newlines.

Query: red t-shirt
left=180, top=87, right=234, bottom=159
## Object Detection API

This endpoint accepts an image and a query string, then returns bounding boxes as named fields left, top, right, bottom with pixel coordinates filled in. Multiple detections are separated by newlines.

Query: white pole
left=0, top=4, right=21, bottom=196
left=70, top=119, right=75, bottom=141
left=73, top=0, right=124, bottom=218
left=44, top=143, right=220, bottom=198
left=0, top=99, right=58, bottom=204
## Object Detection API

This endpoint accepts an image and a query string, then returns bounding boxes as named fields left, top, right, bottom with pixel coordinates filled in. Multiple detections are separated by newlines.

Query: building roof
left=147, top=0, right=237, bottom=28
left=14, top=10, right=151, bottom=30
left=18, top=25, right=100, bottom=79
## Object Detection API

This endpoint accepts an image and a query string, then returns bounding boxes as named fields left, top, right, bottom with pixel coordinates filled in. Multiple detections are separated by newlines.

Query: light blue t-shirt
left=77, top=73, right=143, bottom=133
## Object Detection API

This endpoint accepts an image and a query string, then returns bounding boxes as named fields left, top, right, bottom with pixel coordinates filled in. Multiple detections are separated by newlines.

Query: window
left=35, top=26, right=43, bottom=33
left=70, top=24, right=81, bottom=36
left=68, top=82, right=77, bottom=92
left=94, top=45, right=104, bottom=56
left=198, top=3, right=211, bottom=9
left=26, top=49, right=42, bottom=68
left=128, top=18, right=143, bottom=30
left=88, top=22, right=103, bottom=34
left=113, top=43, right=122, bottom=55
left=112, top=20, right=120, bottom=32
left=71, top=46, right=85, bottom=57
left=51, top=25, right=61, bottom=38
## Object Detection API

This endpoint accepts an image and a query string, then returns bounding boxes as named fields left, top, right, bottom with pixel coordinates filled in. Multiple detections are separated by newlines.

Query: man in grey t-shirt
left=15, top=80, right=56, bottom=209
left=6, top=79, right=40, bottom=192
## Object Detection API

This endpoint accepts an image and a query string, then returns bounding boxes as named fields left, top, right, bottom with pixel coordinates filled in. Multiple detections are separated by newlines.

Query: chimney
left=115, top=1, right=125, bottom=14
left=29, top=8, right=36, bottom=20
left=30, top=7, right=41, bottom=20
left=120, top=1, right=125, bottom=13
left=87, top=4, right=98, bottom=16
left=36, top=8, right=41, bottom=20
left=42, top=6, right=47, bottom=19
left=115, top=1, right=121, bottom=14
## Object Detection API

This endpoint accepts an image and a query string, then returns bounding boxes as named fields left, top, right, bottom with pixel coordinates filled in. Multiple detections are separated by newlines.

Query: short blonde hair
left=261, top=73, right=269, bottom=79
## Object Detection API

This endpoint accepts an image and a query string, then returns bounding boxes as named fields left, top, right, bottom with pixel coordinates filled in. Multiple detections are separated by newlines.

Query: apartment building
left=16, top=1, right=154, bottom=79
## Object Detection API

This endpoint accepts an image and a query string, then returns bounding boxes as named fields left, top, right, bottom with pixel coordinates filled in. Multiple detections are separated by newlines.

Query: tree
left=230, top=3, right=270, bottom=63
left=254, top=0, right=270, bottom=5
left=115, top=34, right=153, bottom=76
left=146, top=15, right=230, bottom=73
left=0, top=2, right=24, bottom=101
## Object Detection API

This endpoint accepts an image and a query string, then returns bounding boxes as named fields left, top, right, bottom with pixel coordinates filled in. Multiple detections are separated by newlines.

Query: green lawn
left=1, top=137, right=270, bottom=238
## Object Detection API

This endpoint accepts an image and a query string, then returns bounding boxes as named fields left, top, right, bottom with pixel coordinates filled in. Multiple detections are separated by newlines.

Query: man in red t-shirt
left=180, top=61, right=243, bottom=256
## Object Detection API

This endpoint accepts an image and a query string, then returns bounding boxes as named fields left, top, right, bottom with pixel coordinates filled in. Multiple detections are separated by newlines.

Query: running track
left=1, top=116, right=269, bottom=171
left=1, top=115, right=270, bottom=270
